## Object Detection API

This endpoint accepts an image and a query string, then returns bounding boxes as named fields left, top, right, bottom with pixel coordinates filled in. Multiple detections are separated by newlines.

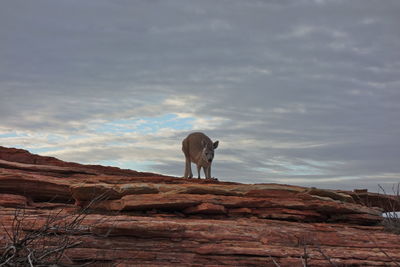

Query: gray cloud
left=1, top=0, right=399, bottom=192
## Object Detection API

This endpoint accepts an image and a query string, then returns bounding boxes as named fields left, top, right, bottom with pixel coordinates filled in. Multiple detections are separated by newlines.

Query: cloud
left=1, top=0, right=399, bottom=192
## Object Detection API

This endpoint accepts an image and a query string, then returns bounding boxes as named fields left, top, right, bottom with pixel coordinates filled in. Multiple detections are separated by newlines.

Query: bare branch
left=316, top=246, right=337, bottom=267
left=37, top=241, right=82, bottom=262
left=269, top=256, right=281, bottom=267
left=27, top=251, right=34, bottom=267
left=0, top=246, right=16, bottom=267
left=369, top=235, right=400, bottom=267
left=0, top=193, right=110, bottom=266
left=0, top=222, right=12, bottom=243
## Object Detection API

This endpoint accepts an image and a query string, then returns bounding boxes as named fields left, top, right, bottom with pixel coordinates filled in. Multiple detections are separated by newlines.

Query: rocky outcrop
left=70, top=183, right=384, bottom=225
left=0, top=146, right=399, bottom=266
left=0, top=146, right=165, bottom=177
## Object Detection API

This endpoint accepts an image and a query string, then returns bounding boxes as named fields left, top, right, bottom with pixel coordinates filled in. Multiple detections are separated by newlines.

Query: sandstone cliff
left=0, top=146, right=399, bottom=266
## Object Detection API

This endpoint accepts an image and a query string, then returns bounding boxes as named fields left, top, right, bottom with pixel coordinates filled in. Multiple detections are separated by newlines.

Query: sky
left=1, top=0, right=399, bottom=192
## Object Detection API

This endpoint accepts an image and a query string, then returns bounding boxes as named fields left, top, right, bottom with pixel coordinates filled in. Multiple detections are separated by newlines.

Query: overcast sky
left=1, top=0, right=399, bottom=192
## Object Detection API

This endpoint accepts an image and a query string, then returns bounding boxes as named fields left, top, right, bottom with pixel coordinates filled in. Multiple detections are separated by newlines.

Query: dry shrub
left=380, top=183, right=400, bottom=235
left=0, top=195, right=110, bottom=266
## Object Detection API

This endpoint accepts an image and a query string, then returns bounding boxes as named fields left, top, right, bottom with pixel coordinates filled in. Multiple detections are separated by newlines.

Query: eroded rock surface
left=0, top=146, right=399, bottom=266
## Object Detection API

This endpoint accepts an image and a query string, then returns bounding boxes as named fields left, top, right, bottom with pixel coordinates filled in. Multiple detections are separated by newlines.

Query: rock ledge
left=0, top=146, right=399, bottom=266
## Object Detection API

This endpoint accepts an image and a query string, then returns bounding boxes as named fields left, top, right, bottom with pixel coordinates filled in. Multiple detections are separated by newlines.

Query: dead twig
left=302, top=237, right=309, bottom=267
left=269, top=255, right=281, bottom=267
left=369, top=235, right=400, bottom=267
left=295, top=234, right=311, bottom=267
left=379, top=183, right=400, bottom=235
left=0, top=246, right=16, bottom=267
left=316, top=245, right=337, bottom=267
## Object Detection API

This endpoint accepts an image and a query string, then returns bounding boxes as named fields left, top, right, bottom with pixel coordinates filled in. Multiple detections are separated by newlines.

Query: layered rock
left=0, top=146, right=399, bottom=266
left=0, top=146, right=166, bottom=177
left=70, top=183, right=383, bottom=225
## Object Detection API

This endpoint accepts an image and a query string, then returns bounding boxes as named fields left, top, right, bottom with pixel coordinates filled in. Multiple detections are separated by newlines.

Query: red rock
left=183, top=203, right=227, bottom=214
left=252, top=207, right=324, bottom=222
left=349, top=190, right=400, bottom=213
left=0, top=146, right=66, bottom=166
left=0, top=146, right=168, bottom=177
left=0, top=172, right=72, bottom=202
left=70, top=183, right=160, bottom=202
left=228, top=207, right=252, bottom=215
left=120, top=194, right=202, bottom=211
left=1, top=145, right=400, bottom=266
left=0, top=193, right=28, bottom=207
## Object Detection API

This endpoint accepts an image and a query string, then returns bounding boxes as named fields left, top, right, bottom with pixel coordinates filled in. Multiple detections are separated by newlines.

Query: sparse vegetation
left=291, top=233, right=400, bottom=267
left=379, top=183, right=400, bottom=235
left=0, top=207, right=86, bottom=266
left=0, top=195, right=110, bottom=266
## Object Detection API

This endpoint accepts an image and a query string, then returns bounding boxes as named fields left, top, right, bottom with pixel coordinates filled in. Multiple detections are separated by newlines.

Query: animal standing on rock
left=182, top=132, right=219, bottom=179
